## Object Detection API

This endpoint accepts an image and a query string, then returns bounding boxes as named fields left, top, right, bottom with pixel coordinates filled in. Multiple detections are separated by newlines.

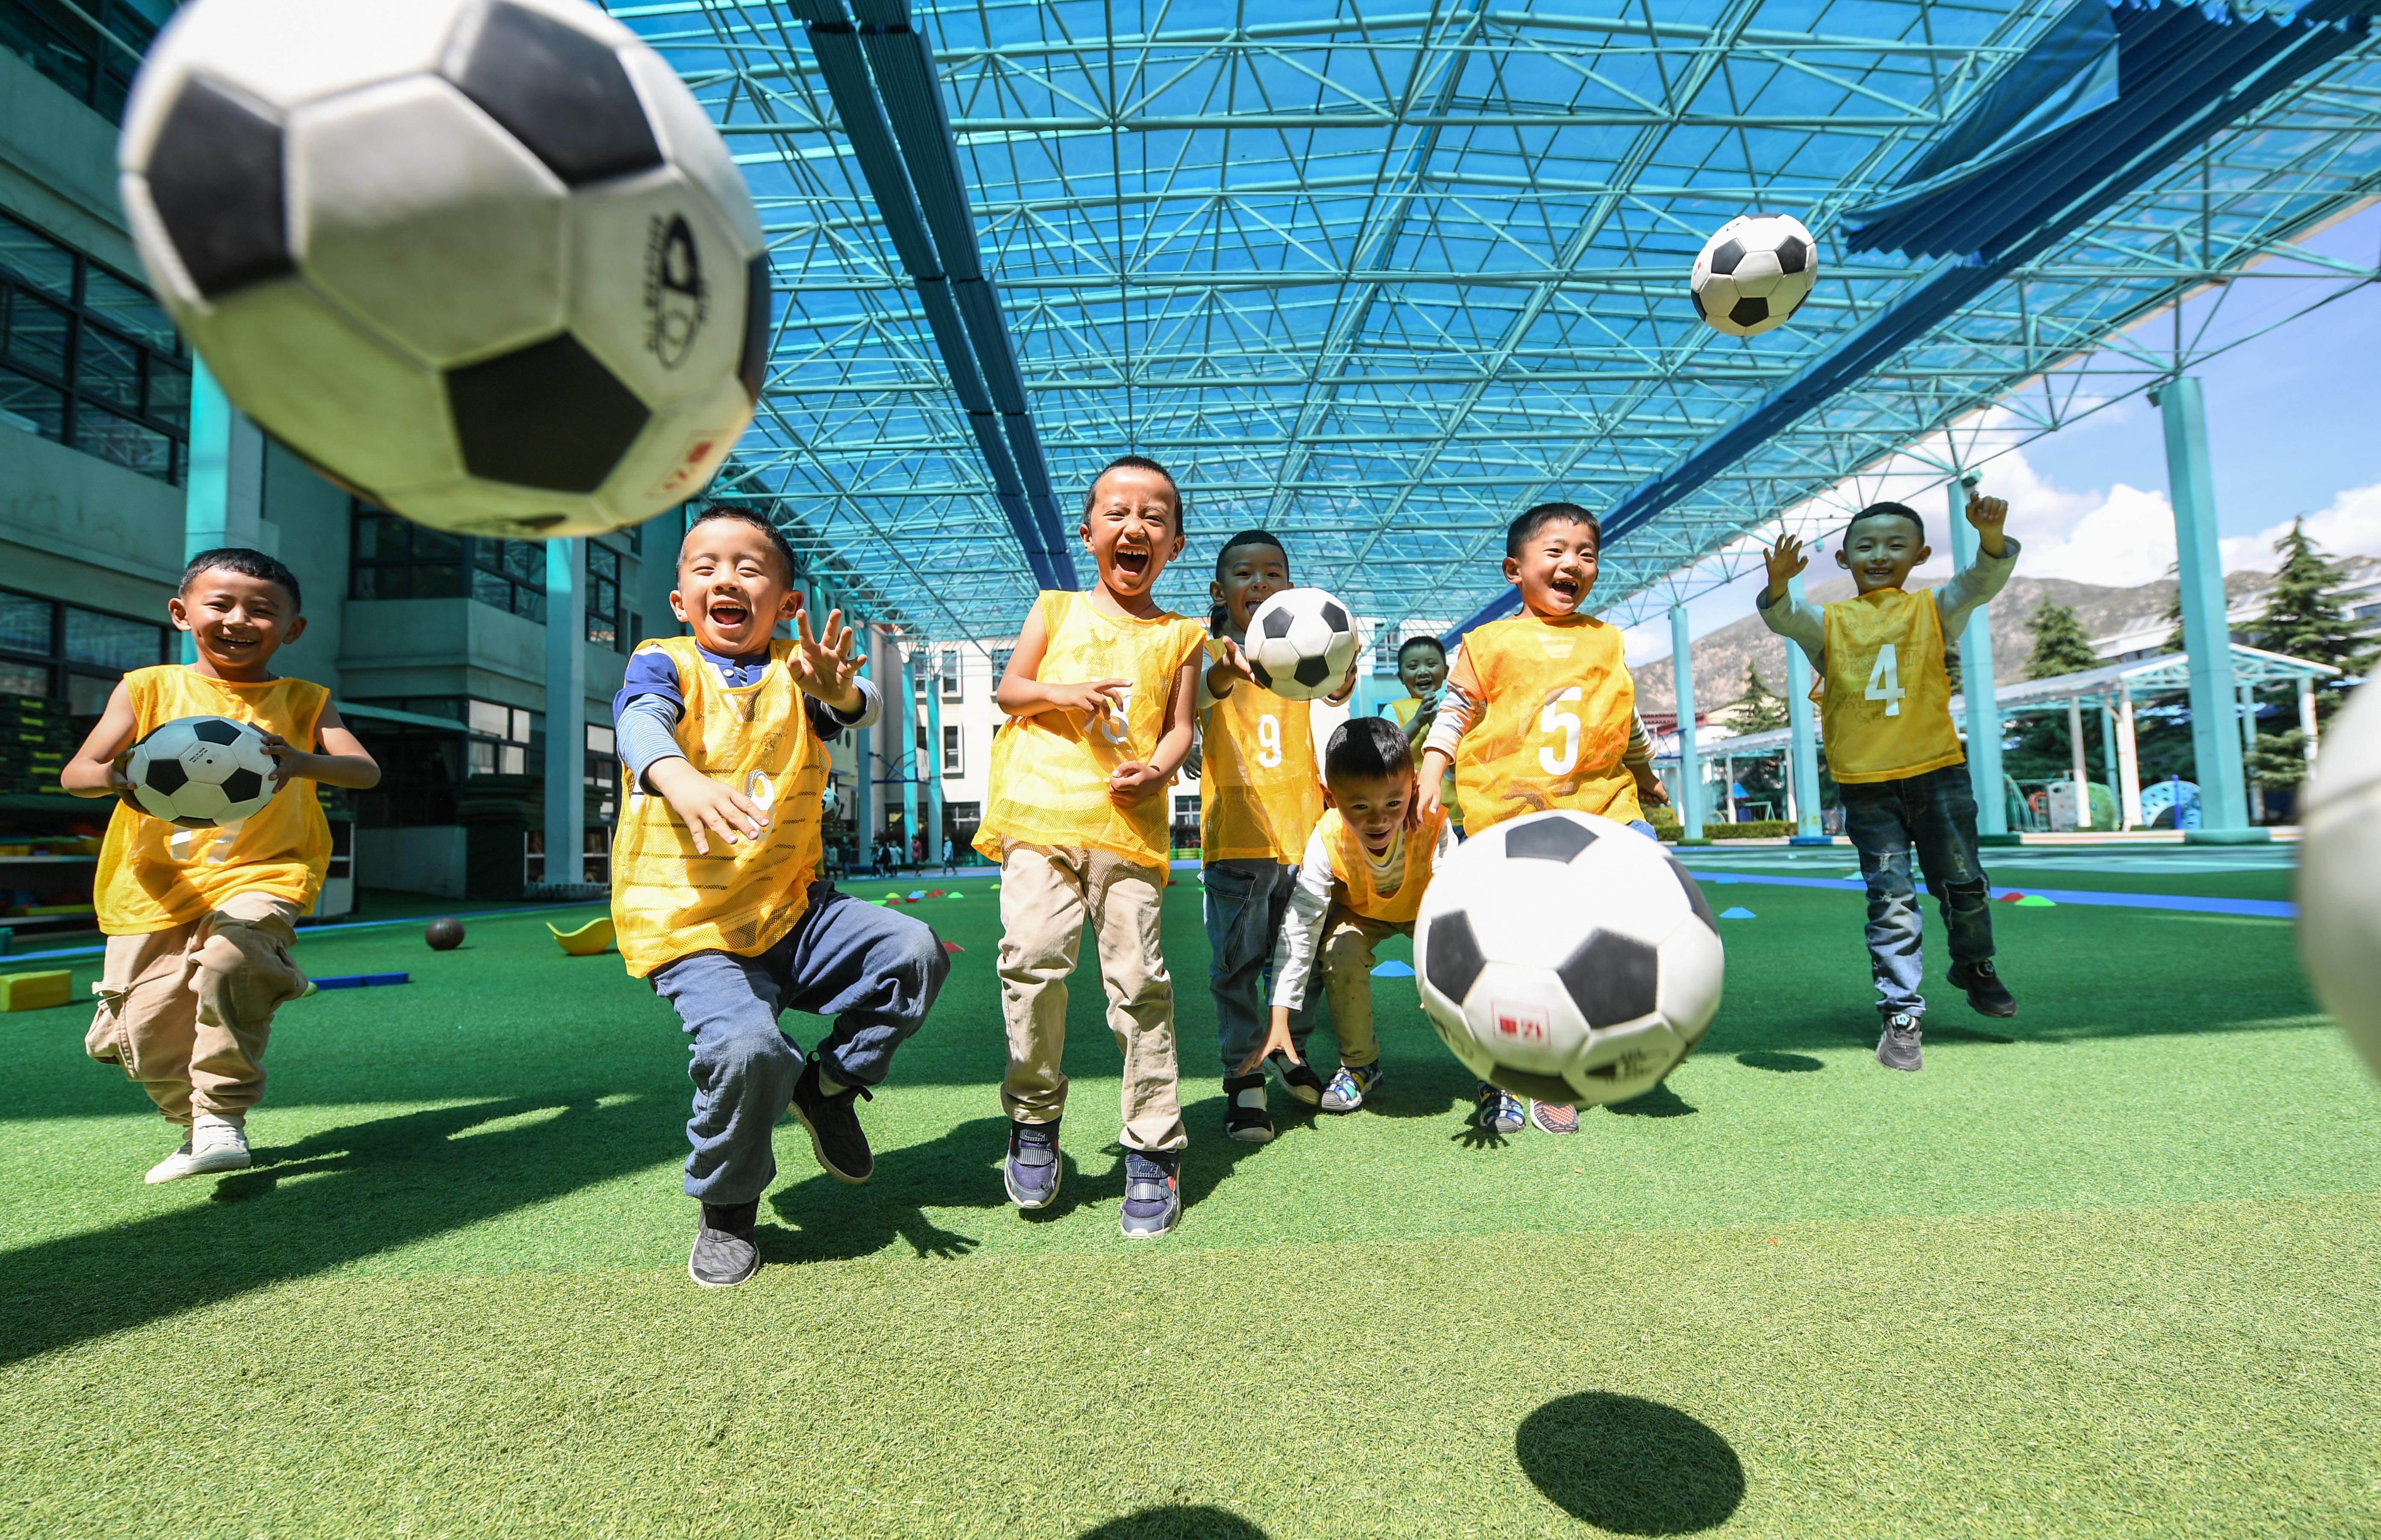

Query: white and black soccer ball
left=1690, top=214, right=1818, bottom=338
left=2298, top=678, right=2381, bottom=1080
left=124, top=715, right=280, bottom=829
left=1415, top=811, right=1723, bottom=1106
left=1245, top=588, right=1357, bottom=702
left=118, top=0, right=767, bottom=539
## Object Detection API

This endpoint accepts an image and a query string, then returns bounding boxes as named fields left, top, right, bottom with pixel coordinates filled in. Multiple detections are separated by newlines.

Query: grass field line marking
left=0, top=900, right=616, bottom=964
left=1684, top=870, right=2295, bottom=919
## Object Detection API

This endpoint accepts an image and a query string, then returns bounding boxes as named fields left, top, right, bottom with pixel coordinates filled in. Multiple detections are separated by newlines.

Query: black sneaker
left=789, top=1057, right=873, bottom=1184
left=1876, top=1012, right=1924, bottom=1072
left=1004, top=1119, right=1061, bottom=1210
left=1271, top=1054, right=1327, bottom=1106
left=689, top=1200, right=759, bottom=1288
left=1223, top=1073, right=1274, bottom=1143
left=1119, top=1149, right=1181, bottom=1239
left=1948, top=960, right=2018, bottom=1018
left=1475, top=1082, right=1526, bottom=1135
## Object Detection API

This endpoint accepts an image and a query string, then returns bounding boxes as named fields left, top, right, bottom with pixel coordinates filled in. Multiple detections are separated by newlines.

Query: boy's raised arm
left=60, top=680, right=139, bottom=796
left=1416, top=647, right=1480, bottom=816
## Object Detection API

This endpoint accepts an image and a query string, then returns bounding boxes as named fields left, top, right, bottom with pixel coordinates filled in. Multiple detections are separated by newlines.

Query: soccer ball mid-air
left=124, top=716, right=281, bottom=828
left=1415, top=811, right=1723, bottom=1106
left=1690, top=214, right=1818, bottom=338
left=1245, top=588, right=1358, bottom=701
left=118, top=0, right=768, bottom=539
left=2298, top=678, right=2381, bottom=1079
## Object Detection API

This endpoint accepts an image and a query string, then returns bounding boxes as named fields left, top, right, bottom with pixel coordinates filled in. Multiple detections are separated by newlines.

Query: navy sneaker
left=1948, top=960, right=2017, bottom=1018
left=689, top=1200, right=759, bottom=1288
left=1475, top=1082, right=1525, bottom=1136
left=789, top=1057, right=872, bottom=1184
left=1222, top=1073, right=1274, bottom=1143
left=1271, top=1054, right=1328, bottom=1106
left=1119, top=1149, right=1181, bottom=1239
left=1320, top=1061, right=1383, bottom=1113
left=1876, top=1012, right=1924, bottom=1071
left=1004, top=1119, right=1062, bottom=1210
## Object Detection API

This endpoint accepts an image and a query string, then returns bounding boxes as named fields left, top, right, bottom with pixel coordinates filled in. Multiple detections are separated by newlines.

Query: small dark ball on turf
left=425, top=918, right=465, bottom=951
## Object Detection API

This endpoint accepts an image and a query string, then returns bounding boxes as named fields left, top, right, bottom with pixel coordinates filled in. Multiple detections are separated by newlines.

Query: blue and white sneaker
left=1119, top=1149, right=1181, bottom=1239
left=1319, top=1061, right=1383, bottom=1113
left=1004, top=1119, right=1061, bottom=1209
left=1475, top=1082, right=1525, bottom=1136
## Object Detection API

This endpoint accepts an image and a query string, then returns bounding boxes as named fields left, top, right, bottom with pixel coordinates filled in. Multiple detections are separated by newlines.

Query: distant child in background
left=63, top=549, right=380, bottom=1185
left=612, top=507, right=948, bottom=1288
left=1199, top=529, right=1350, bottom=1143
left=976, top=456, right=1211, bottom=1238
left=1384, top=635, right=1461, bottom=835
left=1418, top=502, right=1669, bottom=1136
left=1243, top=716, right=1454, bottom=1115
left=941, top=835, right=957, bottom=875
left=1759, top=492, right=2019, bottom=1071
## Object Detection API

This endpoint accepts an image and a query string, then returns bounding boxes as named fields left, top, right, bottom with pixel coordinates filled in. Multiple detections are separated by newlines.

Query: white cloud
left=2221, top=481, right=2381, bottom=572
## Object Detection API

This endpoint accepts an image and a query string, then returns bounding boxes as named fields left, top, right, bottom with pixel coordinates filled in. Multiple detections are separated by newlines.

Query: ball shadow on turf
left=1605, top=1082, right=1697, bottom=1118
left=1735, top=1050, right=1823, bottom=1073
left=1075, top=1505, right=1269, bottom=1539
left=1516, top=1391, right=1745, bottom=1534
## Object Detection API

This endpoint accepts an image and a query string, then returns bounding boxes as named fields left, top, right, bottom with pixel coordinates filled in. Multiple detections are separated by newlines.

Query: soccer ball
left=1415, top=811, right=1724, bottom=1106
left=118, top=0, right=767, bottom=539
left=2298, top=678, right=2381, bottom=1079
left=1245, top=588, right=1357, bottom=702
left=124, top=716, right=281, bottom=829
left=1690, top=214, right=1818, bottom=338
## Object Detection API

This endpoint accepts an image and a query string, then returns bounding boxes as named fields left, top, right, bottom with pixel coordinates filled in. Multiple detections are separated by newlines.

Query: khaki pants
left=85, top=893, right=308, bottom=1126
left=996, top=843, right=1185, bottom=1153
left=1321, top=910, right=1412, bottom=1071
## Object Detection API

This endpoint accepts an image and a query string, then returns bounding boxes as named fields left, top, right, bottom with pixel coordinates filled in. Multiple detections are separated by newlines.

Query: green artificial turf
left=3, top=856, right=2377, bottom=1537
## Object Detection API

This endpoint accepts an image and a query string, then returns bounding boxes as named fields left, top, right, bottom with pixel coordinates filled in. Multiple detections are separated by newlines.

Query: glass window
left=65, top=673, right=113, bottom=715
left=467, top=699, right=509, bottom=738
left=147, top=356, right=189, bottom=432
left=63, top=606, right=162, bottom=670
left=0, top=215, right=186, bottom=484
left=939, top=651, right=962, bottom=698
left=351, top=502, right=535, bottom=612
left=76, top=325, right=141, bottom=410
left=0, top=216, right=72, bottom=298
left=81, top=266, right=177, bottom=351
left=942, top=723, right=962, bottom=775
left=0, top=368, right=65, bottom=438
left=0, top=593, right=52, bottom=657
left=72, top=407, right=171, bottom=479
left=3, top=288, right=70, bottom=377
left=586, top=724, right=615, bottom=755
left=472, top=567, right=514, bottom=611
left=588, top=543, right=619, bottom=582
left=509, top=708, right=535, bottom=743
left=0, top=660, right=47, bottom=697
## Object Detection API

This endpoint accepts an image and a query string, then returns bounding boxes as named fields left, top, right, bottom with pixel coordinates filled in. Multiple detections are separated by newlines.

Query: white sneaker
left=145, top=1139, right=198, bottom=1184
left=186, top=1113, right=251, bottom=1175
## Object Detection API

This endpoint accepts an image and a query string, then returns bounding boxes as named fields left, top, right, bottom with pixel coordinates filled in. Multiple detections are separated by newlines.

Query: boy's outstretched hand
left=1633, top=768, right=1671, bottom=808
left=1965, top=491, right=2009, bottom=558
left=646, top=758, right=767, bottom=856
left=1416, top=748, right=1451, bottom=820
left=1204, top=637, right=1257, bottom=700
left=1237, top=1006, right=1302, bottom=1077
left=790, top=605, right=866, bottom=711
left=1763, top=533, right=1808, bottom=603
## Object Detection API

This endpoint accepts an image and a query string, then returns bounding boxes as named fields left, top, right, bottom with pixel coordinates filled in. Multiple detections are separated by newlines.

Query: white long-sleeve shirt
left=1266, top=816, right=1459, bottom=1012
left=1755, top=539, right=2021, bottom=667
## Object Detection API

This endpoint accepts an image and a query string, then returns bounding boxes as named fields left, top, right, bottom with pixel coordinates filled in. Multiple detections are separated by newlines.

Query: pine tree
left=1726, top=660, right=1788, bottom=734
left=2240, top=520, right=2375, bottom=791
left=2024, top=598, right=2101, bottom=681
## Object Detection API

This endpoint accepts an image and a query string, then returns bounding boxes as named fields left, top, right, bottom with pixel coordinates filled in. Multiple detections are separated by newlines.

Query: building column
left=898, top=649, right=920, bottom=868
left=2239, top=682, right=2264, bottom=823
left=2115, top=685, right=2144, bottom=829
left=925, top=664, right=945, bottom=864
left=852, top=617, right=874, bottom=873
left=1782, top=572, right=1826, bottom=841
left=1724, top=753, right=1737, bottom=823
left=543, top=538, right=586, bottom=888
left=1947, top=474, right=2009, bottom=837
left=183, top=362, right=271, bottom=661
left=1669, top=602, right=1703, bottom=840
left=2098, top=698, right=2120, bottom=817
left=2156, top=377, right=2259, bottom=841
left=2298, top=676, right=2320, bottom=774
left=2066, top=694, right=2090, bottom=830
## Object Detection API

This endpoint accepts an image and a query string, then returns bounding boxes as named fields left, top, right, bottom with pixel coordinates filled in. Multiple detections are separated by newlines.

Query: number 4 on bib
left=1864, top=643, right=1904, bottom=717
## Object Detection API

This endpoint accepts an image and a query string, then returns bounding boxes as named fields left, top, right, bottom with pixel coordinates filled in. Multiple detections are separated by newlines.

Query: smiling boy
left=1384, top=636, right=1461, bottom=833
left=611, top=506, right=948, bottom=1286
left=975, top=455, right=1211, bottom=1237
left=63, top=549, right=380, bottom=1183
left=1758, top=493, right=2020, bottom=1071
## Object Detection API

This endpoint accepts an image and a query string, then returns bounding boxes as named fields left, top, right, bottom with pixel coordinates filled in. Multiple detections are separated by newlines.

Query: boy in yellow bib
left=977, top=456, right=1210, bottom=1238
left=1418, top=502, right=1669, bottom=1134
left=1242, top=717, right=1455, bottom=1115
left=63, top=549, right=380, bottom=1185
left=612, top=508, right=948, bottom=1287
left=1758, top=494, right=2020, bottom=1071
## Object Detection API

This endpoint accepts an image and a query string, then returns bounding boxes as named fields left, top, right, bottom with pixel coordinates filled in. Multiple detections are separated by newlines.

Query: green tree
left=2024, top=597, right=2100, bottom=681
left=1726, top=660, right=1788, bottom=734
left=2241, top=520, right=2374, bottom=790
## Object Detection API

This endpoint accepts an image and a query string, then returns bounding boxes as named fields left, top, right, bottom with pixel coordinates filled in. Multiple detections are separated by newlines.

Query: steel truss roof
left=618, top=0, right=2381, bottom=647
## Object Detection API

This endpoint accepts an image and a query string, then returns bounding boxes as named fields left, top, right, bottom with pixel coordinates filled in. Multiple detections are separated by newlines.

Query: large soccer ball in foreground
left=118, top=0, right=768, bottom=538
left=1690, top=214, right=1817, bottom=338
left=2298, top=679, right=2381, bottom=1079
left=125, top=716, right=280, bottom=829
left=1245, top=588, right=1357, bottom=702
left=1416, top=811, right=1723, bottom=1105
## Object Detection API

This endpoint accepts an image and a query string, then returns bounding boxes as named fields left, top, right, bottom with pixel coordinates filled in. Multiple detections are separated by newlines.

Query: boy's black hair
left=1397, top=634, right=1447, bottom=664
left=1845, top=501, right=1926, bottom=544
left=1210, top=528, right=1288, bottom=634
left=1325, top=715, right=1417, bottom=785
left=182, top=547, right=301, bottom=612
left=688, top=504, right=800, bottom=584
left=1506, top=501, right=1600, bottom=558
left=1083, top=454, right=1185, bottom=533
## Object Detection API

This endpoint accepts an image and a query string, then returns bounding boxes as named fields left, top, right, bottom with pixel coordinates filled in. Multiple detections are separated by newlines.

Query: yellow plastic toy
left=547, top=915, right=616, bottom=956
left=0, top=970, right=72, bottom=1011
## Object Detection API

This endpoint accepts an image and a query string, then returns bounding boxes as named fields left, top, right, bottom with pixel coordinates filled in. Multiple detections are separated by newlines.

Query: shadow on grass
left=1736, top=1051, right=1823, bottom=1073
left=1607, top=1083, right=1697, bottom=1118
left=0, top=1094, right=679, bottom=1370
left=1517, top=1391, right=1744, bottom=1534
left=1078, top=1507, right=1268, bottom=1539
